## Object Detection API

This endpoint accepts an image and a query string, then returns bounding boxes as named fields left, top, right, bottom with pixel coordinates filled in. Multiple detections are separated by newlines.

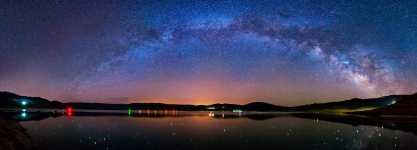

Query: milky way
left=1, top=0, right=416, bottom=105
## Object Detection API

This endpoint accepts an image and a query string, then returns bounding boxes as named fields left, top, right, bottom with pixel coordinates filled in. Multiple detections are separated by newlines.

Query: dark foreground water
left=9, top=111, right=417, bottom=150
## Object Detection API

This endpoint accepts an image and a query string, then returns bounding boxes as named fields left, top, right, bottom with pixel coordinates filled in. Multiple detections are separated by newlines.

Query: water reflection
left=20, top=112, right=27, bottom=118
left=3, top=110, right=417, bottom=135
left=66, top=107, right=73, bottom=117
left=1, top=110, right=417, bottom=150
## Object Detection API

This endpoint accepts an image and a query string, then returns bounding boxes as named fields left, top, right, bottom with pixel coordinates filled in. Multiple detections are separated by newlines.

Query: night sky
left=1, top=0, right=417, bottom=105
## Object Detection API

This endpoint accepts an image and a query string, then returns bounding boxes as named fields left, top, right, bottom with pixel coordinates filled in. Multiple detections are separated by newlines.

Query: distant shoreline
left=1, top=91, right=417, bottom=116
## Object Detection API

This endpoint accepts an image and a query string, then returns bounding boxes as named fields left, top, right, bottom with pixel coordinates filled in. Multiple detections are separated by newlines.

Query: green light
left=21, top=112, right=27, bottom=118
left=21, top=101, right=27, bottom=106
left=233, top=109, right=243, bottom=113
left=128, top=108, right=133, bottom=116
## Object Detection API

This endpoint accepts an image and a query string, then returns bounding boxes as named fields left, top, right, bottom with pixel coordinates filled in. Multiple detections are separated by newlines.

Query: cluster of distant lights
left=17, top=100, right=244, bottom=119
left=127, top=108, right=179, bottom=116
left=64, top=107, right=183, bottom=117
left=208, top=109, right=244, bottom=118
left=127, top=107, right=244, bottom=117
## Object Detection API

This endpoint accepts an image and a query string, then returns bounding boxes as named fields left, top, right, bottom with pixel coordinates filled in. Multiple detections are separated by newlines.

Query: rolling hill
left=1, top=91, right=417, bottom=116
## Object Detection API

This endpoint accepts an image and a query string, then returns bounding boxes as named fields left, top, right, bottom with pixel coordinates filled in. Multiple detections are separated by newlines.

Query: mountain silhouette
left=1, top=91, right=416, bottom=115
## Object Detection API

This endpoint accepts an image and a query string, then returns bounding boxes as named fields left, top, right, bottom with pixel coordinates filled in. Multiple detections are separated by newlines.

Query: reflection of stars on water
left=286, top=128, right=293, bottom=136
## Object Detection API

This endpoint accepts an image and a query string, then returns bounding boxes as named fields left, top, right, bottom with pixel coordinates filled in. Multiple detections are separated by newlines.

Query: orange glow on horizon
left=126, top=97, right=252, bottom=106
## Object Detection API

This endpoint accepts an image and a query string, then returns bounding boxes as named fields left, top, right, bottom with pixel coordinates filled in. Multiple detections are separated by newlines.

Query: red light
left=66, top=107, right=73, bottom=116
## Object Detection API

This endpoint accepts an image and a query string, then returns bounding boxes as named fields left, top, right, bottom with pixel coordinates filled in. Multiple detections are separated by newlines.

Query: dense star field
left=0, top=0, right=416, bottom=105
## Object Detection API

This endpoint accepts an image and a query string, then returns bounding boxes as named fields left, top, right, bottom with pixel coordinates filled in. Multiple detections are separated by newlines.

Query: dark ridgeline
left=0, top=91, right=63, bottom=108
left=290, top=93, right=417, bottom=116
left=0, top=91, right=289, bottom=111
left=354, top=93, right=417, bottom=115
left=1, top=91, right=417, bottom=116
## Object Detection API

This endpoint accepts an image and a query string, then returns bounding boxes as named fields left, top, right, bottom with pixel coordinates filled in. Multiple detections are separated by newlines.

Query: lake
left=6, top=111, right=417, bottom=150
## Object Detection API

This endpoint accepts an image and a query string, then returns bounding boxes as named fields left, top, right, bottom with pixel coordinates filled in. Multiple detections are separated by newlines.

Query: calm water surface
left=18, top=111, right=417, bottom=150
